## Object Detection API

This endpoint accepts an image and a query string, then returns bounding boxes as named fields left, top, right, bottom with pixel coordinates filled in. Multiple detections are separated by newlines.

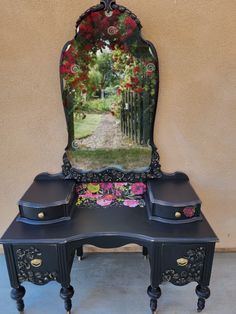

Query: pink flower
left=114, top=182, right=127, bottom=188
left=100, top=183, right=113, bottom=191
left=115, top=190, right=122, bottom=197
left=97, top=198, right=113, bottom=206
left=183, top=207, right=195, bottom=218
left=131, top=182, right=146, bottom=195
left=123, top=199, right=139, bottom=207
left=80, top=193, right=100, bottom=199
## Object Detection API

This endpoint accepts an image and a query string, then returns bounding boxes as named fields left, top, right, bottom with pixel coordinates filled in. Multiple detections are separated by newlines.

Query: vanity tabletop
left=0, top=206, right=218, bottom=244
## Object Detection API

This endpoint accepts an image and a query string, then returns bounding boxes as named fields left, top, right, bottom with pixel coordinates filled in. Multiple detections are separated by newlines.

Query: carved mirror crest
left=61, top=0, right=162, bottom=182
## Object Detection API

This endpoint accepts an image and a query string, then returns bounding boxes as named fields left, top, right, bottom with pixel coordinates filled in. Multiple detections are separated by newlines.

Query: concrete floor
left=0, top=253, right=235, bottom=314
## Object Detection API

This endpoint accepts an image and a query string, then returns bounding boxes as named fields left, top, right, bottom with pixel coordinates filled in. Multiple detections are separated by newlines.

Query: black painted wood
left=1, top=211, right=218, bottom=313
left=146, top=178, right=202, bottom=223
left=1, top=206, right=217, bottom=244
left=17, top=179, right=76, bottom=224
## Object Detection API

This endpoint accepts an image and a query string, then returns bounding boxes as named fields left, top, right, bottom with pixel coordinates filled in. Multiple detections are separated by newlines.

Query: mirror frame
left=61, top=0, right=162, bottom=182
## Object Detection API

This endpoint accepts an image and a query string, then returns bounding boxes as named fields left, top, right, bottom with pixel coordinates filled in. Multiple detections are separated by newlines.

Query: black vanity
left=0, top=1, right=218, bottom=313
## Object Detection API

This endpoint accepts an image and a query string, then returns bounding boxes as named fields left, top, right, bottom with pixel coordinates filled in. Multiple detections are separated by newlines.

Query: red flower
left=133, top=66, right=140, bottom=75
left=91, top=12, right=102, bottom=20
left=100, top=17, right=110, bottom=30
left=183, top=207, right=195, bottom=218
left=81, top=88, right=87, bottom=94
left=125, top=83, right=133, bottom=89
left=84, top=43, right=93, bottom=51
left=124, top=16, right=137, bottom=30
left=78, top=73, right=88, bottom=81
left=135, top=87, right=144, bottom=93
left=79, top=23, right=94, bottom=35
left=131, top=77, right=139, bottom=85
left=63, top=46, right=76, bottom=63
left=60, top=63, right=72, bottom=74
left=112, top=9, right=121, bottom=17
left=147, top=70, right=154, bottom=76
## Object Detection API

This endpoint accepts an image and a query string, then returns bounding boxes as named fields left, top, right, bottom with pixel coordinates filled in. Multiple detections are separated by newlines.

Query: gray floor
left=0, top=253, right=235, bottom=314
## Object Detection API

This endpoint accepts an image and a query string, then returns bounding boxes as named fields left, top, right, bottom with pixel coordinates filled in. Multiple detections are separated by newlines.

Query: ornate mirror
left=61, top=0, right=162, bottom=182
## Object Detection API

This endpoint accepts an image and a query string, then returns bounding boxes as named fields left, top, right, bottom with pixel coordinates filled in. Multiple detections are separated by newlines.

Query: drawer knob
left=177, top=258, right=189, bottom=266
left=30, top=258, right=43, bottom=267
left=38, top=212, right=45, bottom=219
left=175, top=211, right=182, bottom=218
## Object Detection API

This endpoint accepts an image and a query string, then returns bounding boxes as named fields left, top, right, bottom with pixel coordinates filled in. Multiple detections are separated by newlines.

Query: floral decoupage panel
left=76, top=182, right=147, bottom=208
left=60, top=9, right=158, bottom=172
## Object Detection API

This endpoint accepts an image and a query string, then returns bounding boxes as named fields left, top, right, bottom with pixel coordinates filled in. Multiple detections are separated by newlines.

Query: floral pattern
left=60, top=8, right=158, bottom=114
left=76, top=182, right=146, bottom=207
left=183, top=207, right=196, bottom=218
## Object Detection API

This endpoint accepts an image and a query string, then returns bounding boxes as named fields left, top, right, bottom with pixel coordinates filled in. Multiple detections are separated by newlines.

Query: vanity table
left=0, top=1, right=218, bottom=313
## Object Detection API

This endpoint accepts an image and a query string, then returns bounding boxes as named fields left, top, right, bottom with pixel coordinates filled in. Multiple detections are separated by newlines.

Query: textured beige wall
left=0, top=0, right=235, bottom=249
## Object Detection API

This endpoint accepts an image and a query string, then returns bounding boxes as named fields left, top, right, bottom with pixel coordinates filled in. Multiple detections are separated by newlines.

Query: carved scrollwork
left=162, top=247, right=206, bottom=286
left=100, top=0, right=116, bottom=11
left=15, top=247, right=58, bottom=285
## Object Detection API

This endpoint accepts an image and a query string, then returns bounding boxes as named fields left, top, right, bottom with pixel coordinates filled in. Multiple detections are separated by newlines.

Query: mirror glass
left=60, top=8, right=158, bottom=172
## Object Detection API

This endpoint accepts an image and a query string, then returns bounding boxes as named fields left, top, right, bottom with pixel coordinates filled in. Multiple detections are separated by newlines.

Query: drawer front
left=20, top=204, right=65, bottom=221
left=161, top=244, right=206, bottom=286
left=153, top=204, right=201, bottom=221
left=13, top=244, right=59, bottom=285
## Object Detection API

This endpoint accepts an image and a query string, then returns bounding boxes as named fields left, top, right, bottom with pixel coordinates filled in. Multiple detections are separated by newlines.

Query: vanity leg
left=77, top=246, right=83, bottom=261
left=142, top=246, right=148, bottom=259
left=148, top=244, right=162, bottom=313
left=195, top=285, right=210, bottom=312
left=147, top=286, right=161, bottom=314
left=60, top=285, right=74, bottom=314
left=10, top=285, right=26, bottom=313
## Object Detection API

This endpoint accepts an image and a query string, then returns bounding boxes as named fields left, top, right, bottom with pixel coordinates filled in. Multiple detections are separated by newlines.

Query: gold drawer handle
left=30, top=259, right=43, bottom=268
left=38, top=212, right=45, bottom=219
left=175, top=211, right=182, bottom=218
left=177, top=258, right=188, bottom=267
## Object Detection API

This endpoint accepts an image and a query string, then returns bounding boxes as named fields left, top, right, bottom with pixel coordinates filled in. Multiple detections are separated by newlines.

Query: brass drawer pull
left=177, top=258, right=188, bottom=266
left=175, top=211, right=182, bottom=218
left=38, top=212, right=45, bottom=219
left=30, top=259, right=43, bottom=268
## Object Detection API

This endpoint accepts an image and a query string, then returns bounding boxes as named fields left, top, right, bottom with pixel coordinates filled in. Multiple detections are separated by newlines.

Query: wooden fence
left=121, top=90, right=153, bottom=145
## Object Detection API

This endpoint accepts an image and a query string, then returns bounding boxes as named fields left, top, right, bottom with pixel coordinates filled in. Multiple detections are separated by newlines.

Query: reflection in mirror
left=60, top=8, right=158, bottom=172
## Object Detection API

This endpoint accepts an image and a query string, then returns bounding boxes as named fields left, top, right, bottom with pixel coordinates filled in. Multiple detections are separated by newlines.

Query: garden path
left=78, top=113, right=129, bottom=149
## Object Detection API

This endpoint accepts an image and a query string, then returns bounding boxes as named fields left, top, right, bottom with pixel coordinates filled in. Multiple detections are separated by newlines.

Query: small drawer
left=19, top=204, right=65, bottom=221
left=17, top=179, right=76, bottom=224
left=161, top=244, right=206, bottom=286
left=13, top=244, right=58, bottom=285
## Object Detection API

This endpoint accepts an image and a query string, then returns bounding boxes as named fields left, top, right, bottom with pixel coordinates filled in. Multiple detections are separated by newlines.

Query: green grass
left=82, top=95, right=121, bottom=116
left=84, top=98, right=111, bottom=113
left=68, top=147, right=152, bottom=171
left=74, top=113, right=101, bottom=139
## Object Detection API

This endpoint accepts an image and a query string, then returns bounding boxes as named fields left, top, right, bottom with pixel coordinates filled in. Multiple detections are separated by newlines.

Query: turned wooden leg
left=60, top=285, right=74, bottom=314
left=195, top=285, right=210, bottom=312
left=77, top=246, right=83, bottom=261
left=10, top=285, right=26, bottom=313
left=142, top=246, right=148, bottom=259
left=147, top=285, right=161, bottom=314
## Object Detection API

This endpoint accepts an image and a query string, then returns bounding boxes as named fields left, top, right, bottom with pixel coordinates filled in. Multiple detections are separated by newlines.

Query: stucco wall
left=0, top=0, right=235, bottom=249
